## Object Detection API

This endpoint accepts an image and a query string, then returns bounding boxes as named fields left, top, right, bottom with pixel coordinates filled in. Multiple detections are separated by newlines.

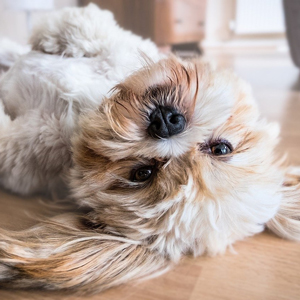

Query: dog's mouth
left=147, top=105, right=186, bottom=139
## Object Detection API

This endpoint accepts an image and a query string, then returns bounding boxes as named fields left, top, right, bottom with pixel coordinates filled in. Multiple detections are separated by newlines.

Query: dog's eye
left=132, top=166, right=153, bottom=182
left=211, top=143, right=232, bottom=156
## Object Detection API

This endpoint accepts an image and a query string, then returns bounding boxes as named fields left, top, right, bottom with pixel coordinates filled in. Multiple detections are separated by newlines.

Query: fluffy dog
left=0, top=4, right=299, bottom=294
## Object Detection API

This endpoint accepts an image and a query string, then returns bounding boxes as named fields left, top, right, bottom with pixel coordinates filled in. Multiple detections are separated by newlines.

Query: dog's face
left=71, top=56, right=283, bottom=259
left=1, top=56, right=299, bottom=294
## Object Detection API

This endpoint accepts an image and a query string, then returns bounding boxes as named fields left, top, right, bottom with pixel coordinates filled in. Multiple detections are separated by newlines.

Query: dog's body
left=0, top=4, right=299, bottom=294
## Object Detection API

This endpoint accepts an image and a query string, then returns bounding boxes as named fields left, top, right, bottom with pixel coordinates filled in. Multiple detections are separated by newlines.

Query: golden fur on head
left=1, top=56, right=300, bottom=293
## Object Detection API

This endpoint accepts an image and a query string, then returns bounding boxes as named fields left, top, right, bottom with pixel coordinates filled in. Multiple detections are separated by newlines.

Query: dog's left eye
left=131, top=166, right=153, bottom=182
left=211, top=143, right=232, bottom=155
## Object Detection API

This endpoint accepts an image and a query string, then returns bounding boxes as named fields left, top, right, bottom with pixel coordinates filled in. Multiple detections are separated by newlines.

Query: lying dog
left=0, top=4, right=299, bottom=294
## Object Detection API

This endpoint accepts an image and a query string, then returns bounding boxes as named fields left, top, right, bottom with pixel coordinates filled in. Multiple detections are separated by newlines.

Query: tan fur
left=0, top=214, right=170, bottom=293
left=267, top=169, right=300, bottom=240
left=0, top=52, right=299, bottom=294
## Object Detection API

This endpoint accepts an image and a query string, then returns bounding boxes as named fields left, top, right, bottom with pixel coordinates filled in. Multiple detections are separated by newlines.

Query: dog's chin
left=74, top=56, right=238, bottom=162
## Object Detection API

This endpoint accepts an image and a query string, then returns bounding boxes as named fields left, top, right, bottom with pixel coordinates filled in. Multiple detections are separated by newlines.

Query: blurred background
left=0, top=0, right=289, bottom=53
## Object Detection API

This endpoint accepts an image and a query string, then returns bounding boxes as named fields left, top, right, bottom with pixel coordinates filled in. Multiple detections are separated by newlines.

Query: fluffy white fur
left=0, top=4, right=160, bottom=195
left=0, top=38, right=30, bottom=70
left=0, top=3, right=299, bottom=294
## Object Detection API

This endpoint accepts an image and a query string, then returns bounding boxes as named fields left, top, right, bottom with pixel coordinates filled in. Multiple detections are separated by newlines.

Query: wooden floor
left=0, top=50, right=300, bottom=300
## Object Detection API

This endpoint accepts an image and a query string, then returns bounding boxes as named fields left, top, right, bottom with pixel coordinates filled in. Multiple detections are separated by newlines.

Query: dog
left=0, top=3, right=299, bottom=294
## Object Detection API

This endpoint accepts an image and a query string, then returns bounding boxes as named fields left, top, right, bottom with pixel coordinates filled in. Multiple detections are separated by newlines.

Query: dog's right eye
left=211, top=142, right=232, bottom=156
left=131, top=166, right=153, bottom=182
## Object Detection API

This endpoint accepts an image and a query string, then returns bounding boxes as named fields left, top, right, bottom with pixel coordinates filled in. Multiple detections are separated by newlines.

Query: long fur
left=0, top=3, right=299, bottom=294
left=0, top=214, right=170, bottom=293
left=267, top=168, right=300, bottom=240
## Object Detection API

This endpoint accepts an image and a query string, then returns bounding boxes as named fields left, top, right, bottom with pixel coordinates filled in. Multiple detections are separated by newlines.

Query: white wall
left=234, top=0, right=285, bottom=35
left=0, top=0, right=78, bottom=44
left=203, top=0, right=287, bottom=50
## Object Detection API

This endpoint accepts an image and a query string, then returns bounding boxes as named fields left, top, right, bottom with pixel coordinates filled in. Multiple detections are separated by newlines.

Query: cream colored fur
left=0, top=4, right=299, bottom=294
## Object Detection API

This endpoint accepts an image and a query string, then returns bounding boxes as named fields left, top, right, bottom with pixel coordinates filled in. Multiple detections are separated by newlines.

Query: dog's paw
left=30, top=4, right=117, bottom=58
left=0, top=38, right=30, bottom=69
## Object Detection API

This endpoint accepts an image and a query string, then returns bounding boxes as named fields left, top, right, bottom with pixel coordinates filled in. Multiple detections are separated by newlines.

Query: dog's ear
left=267, top=167, right=300, bottom=241
left=0, top=214, right=170, bottom=293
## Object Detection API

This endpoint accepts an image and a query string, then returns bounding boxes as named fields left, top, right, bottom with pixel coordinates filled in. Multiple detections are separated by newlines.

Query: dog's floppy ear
left=0, top=214, right=170, bottom=293
left=267, top=167, right=300, bottom=241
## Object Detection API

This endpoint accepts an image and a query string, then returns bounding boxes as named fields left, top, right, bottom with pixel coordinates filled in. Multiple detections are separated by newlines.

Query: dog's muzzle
left=147, top=106, right=186, bottom=139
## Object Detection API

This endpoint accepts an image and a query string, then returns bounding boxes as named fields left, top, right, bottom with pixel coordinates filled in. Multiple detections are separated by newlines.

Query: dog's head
left=70, top=56, right=295, bottom=259
left=1, top=56, right=300, bottom=294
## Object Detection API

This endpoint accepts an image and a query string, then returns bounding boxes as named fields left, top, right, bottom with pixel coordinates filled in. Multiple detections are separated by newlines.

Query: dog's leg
left=267, top=167, right=300, bottom=240
left=0, top=107, right=72, bottom=195
left=30, top=3, right=159, bottom=62
left=0, top=214, right=170, bottom=293
left=30, top=4, right=119, bottom=58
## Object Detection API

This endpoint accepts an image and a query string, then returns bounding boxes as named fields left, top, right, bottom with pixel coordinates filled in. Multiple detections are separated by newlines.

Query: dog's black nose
left=147, top=106, right=186, bottom=139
